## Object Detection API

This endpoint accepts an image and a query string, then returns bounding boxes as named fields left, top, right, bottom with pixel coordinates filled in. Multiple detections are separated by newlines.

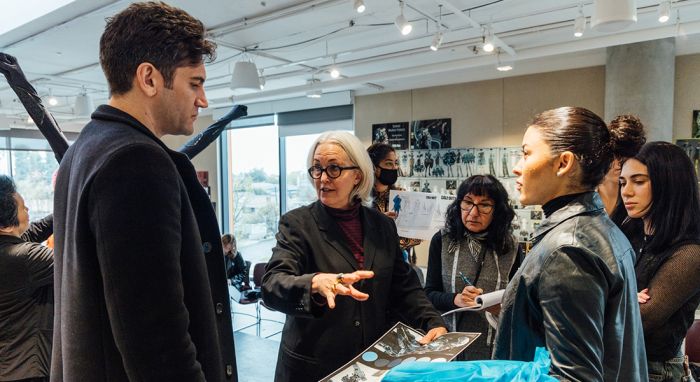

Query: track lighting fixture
left=574, top=6, right=586, bottom=37
left=395, top=1, right=412, bottom=36
left=259, top=69, right=265, bottom=90
left=658, top=1, right=671, bottom=23
left=482, top=35, right=494, bottom=53
left=430, top=32, right=443, bottom=51
left=306, top=78, right=322, bottom=98
left=354, top=0, right=365, bottom=13
left=329, top=55, right=340, bottom=78
left=430, top=5, right=444, bottom=51
left=47, top=89, right=58, bottom=106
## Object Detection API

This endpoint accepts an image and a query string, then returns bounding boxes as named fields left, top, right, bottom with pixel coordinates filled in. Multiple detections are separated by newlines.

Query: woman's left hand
left=418, top=327, right=448, bottom=345
left=638, top=288, right=650, bottom=304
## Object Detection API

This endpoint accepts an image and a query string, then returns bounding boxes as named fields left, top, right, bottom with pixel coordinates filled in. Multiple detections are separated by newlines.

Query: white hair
left=306, top=131, right=374, bottom=206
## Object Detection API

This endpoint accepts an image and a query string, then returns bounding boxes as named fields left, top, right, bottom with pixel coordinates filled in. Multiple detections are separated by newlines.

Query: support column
left=605, top=38, right=675, bottom=142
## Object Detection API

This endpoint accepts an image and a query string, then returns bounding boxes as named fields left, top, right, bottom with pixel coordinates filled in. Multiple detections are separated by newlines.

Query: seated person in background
left=0, top=175, right=54, bottom=382
left=425, top=174, right=522, bottom=360
left=222, top=233, right=251, bottom=291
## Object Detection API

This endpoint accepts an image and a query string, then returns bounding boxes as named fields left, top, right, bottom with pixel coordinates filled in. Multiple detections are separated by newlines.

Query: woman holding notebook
left=424, top=174, right=522, bottom=360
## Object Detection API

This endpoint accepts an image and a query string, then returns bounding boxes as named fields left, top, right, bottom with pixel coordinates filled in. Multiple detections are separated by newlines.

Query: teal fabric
left=382, top=347, right=557, bottom=382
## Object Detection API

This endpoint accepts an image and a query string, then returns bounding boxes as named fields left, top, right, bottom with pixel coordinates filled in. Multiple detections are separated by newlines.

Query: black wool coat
left=51, top=105, right=236, bottom=382
left=262, top=201, right=445, bottom=382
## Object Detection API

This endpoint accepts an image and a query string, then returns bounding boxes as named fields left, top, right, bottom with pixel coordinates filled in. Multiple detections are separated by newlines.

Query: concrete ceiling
left=1, top=0, right=700, bottom=131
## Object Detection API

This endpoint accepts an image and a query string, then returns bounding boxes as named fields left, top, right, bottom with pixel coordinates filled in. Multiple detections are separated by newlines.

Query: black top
left=0, top=215, right=54, bottom=380
left=541, top=192, right=587, bottom=218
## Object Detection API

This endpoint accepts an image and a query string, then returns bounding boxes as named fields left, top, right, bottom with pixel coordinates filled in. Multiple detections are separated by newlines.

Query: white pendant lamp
left=591, top=0, right=637, bottom=33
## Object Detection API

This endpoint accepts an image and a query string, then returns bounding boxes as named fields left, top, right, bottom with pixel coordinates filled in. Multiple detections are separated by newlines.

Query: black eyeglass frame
left=459, top=200, right=495, bottom=215
left=307, top=164, right=360, bottom=179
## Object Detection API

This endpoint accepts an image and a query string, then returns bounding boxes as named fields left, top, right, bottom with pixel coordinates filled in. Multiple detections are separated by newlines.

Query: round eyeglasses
left=460, top=200, right=494, bottom=215
left=308, top=164, right=359, bottom=179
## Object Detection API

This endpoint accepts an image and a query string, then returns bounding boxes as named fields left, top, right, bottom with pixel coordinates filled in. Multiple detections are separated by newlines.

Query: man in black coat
left=0, top=175, right=54, bottom=381
left=51, top=3, right=236, bottom=381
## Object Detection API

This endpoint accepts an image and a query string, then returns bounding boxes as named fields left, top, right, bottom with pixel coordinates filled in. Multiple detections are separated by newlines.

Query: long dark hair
left=444, top=175, right=515, bottom=254
left=614, top=142, right=700, bottom=253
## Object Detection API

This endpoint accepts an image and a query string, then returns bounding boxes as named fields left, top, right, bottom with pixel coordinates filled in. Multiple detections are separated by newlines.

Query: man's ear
left=133, top=63, right=161, bottom=97
left=0, top=225, right=13, bottom=234
left=555, top=151, right=576, bottom=177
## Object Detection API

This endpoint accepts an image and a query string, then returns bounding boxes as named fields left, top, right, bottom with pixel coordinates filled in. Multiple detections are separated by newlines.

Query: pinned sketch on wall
left=693, top=111, right=700, bottom=139
left=389, top=190, right=455, bottom=240
left=411, top=118, right=451, bottom=149
left=499, top=147, right=522, bottom=178
left=321, top=322, right=480, bottom=382
left=373, top=122, right=410, bottom=149
left=676, top=139, right=700, bottom=178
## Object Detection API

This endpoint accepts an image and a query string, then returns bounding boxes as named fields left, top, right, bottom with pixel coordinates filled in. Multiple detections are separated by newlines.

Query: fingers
left=342, top=271, right=375, bottom=283
left=335, top=283, right=370, bottom=301
left=464, top=286, right=483, bottom=295
left=323, top=287, right=337, bottom=309
left=418, top=327, right=448, bottom=345
left=637, top=288, right=651, bottom=304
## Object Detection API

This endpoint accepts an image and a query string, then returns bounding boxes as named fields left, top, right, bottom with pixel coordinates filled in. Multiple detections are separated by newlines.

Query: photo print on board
left=411, top=118, right=451, bottom=149
left=372, top=122, right=410, bottom=149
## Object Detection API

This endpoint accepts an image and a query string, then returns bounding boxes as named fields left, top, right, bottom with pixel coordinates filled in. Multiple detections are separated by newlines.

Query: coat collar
left=310, top=201, right=377, bottom=271
left=532, top=191, right=604, bottom=244
left=91, top=104, right=188, bottom=161
left=0, top=234, right=22, bottom=244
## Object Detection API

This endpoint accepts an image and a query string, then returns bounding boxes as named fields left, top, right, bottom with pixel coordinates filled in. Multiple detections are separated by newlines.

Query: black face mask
left=377, top=167, right=398, bottom=186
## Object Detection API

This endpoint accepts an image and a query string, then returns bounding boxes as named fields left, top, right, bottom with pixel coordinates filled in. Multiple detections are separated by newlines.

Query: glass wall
left=0, top=130, right=75, bottom=221
left=224, top=124, right=280, bottom=267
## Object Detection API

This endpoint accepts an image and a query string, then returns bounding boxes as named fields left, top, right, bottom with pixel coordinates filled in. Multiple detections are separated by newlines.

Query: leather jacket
left=494, top=192, right=648, bottom=381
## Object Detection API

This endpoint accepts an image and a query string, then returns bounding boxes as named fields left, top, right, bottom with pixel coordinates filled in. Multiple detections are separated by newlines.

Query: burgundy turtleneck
left=325, top=202, right=365, bottom=269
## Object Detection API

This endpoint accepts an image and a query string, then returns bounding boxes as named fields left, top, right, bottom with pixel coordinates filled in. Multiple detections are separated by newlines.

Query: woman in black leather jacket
left=617, top=142, right=700, bottom=382
left=493, top=106, right=648, bottom=381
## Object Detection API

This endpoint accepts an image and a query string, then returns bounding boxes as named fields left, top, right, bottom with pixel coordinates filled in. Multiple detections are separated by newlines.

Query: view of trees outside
left=226, top=125, right=280, bottom=266
left=284, top=133, right=320, bottom=212
left=0, top=148, right=57, bottom=220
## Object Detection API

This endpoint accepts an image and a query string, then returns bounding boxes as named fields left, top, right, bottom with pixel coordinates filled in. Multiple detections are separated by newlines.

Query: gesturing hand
left=311, top=271, right=375, bottom=309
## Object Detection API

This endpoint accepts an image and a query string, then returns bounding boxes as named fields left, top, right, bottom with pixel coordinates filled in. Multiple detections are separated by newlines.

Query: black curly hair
left=444, top=175, right=515, bottom=255
left=0, top=175, right=19, bottom=228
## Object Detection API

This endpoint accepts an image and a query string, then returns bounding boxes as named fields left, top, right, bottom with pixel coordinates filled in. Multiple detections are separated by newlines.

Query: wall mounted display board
left=410, top=118, right=451, bottom=149
left=395, top=146, right=542, bottom=243
left=372, top=122, right=410, bottom=149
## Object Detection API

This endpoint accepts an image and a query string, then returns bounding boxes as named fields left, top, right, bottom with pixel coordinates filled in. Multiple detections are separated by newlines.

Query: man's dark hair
left=0, top=175, right=19, bottom=228
left=614, top=142, right=700, bottom=253
left=99, top=1, right=217, bottom=95
left=444, top=175, right=515, bottom=255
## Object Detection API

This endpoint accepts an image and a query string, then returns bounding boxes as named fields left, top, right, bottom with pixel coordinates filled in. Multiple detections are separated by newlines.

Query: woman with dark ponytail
left=617, top=142, right=700, bottom=381
left=494, top=106, right=647, bottom=381
left=598, top=115, right=646, bottom=215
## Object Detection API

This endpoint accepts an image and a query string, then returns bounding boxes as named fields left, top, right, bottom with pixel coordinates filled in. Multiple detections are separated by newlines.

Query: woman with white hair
left=262, top=131, right=447, bottom=382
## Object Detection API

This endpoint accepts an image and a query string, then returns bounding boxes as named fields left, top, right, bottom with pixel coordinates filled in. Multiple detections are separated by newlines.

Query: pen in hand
left=458, top=272, right=474, bottom=287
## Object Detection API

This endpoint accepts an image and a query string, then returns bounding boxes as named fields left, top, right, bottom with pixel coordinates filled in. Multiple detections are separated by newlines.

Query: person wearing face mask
left=424, top=175, right=522, bottom=360
left=616, top=142, right=700, bottom=382
left=367, top=143, right=421, bottom=255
